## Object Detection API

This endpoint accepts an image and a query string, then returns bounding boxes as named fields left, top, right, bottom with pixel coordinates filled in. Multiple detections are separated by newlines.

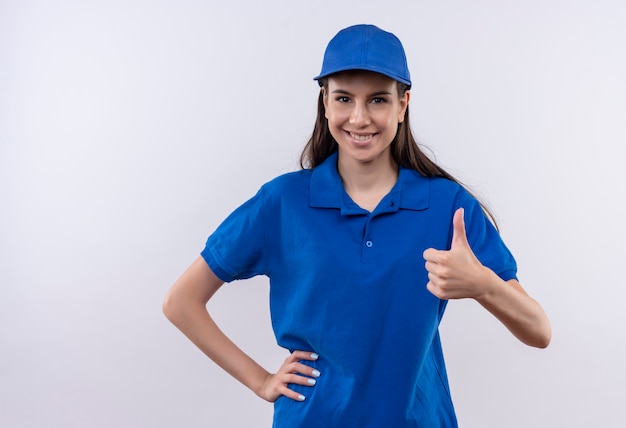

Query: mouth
left=347, top=131, right=376, bottom=142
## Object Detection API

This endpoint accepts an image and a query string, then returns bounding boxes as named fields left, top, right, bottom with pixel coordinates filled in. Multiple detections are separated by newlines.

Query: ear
left=398, top=90, right=410, bottom=123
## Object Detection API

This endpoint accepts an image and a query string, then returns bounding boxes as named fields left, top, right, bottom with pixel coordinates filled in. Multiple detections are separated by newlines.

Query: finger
left=426, top=280, right=442, bottom=298
left=280, top=353, right=311, bottom=371
left=451, top=208, right=469, bottom=249
left=276, top=371, right=320, bottom=402
left=427, top=271, right=442, bottom=288
left=424, top=260, right=440, bottom=275
left=280, top=353, right=322, bottom=379
left=290, top=350, right=319, bottom=362
left=278, top=384, right=308, bottom=402
left=287, top=362, right=321, bottom=379
left=423, top=248, right=444, bottom=263
left=426, top=280, right=436, bottom=294
left=285, top=373, right=318, bottom=387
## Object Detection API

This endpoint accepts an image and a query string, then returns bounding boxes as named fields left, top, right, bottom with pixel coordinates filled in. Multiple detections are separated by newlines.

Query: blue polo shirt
left=202, top=152, right=517, bottom=428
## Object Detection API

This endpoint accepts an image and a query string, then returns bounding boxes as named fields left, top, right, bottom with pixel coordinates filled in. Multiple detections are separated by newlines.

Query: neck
left=337, top=152, right=398, bottom=212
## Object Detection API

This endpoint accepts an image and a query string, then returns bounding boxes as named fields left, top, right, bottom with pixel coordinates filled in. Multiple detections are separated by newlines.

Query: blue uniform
left=201, top=152, right=517, bottom=427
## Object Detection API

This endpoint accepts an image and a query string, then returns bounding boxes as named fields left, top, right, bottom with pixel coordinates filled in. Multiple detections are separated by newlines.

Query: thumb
left=451, top=208, right=469, bottom=249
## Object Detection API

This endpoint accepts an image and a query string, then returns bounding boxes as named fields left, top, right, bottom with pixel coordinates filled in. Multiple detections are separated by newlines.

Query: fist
left=422, top=208, right=489, bottom=300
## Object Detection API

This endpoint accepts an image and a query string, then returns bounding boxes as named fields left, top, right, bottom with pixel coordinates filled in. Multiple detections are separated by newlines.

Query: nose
left=349, top=101, right=371, bottom=127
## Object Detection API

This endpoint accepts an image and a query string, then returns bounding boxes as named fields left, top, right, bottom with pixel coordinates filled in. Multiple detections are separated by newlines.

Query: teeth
left=350, top=132, right=373, bottom=141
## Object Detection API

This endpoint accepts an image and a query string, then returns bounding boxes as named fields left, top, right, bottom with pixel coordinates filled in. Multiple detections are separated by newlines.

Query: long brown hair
left=299, top=78, right=499, bottom=229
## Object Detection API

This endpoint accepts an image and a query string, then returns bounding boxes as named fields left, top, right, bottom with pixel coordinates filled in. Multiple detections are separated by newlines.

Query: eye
left=370, top=97, right=387, bottom=104
left=335, top=96, right=350, bottom=103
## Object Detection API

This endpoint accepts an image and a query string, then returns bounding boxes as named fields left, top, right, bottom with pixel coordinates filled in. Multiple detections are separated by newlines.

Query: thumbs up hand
left=423, top=208, right=490, bottom=300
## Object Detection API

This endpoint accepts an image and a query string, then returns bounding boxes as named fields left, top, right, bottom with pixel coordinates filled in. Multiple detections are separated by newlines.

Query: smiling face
left=323, top=71, right=409, bottom=170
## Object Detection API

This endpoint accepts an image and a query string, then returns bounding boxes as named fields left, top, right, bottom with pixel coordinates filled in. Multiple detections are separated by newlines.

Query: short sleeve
left=459, top=193, right=518, bottom=282
left=201, top=188, right=269, bottom=282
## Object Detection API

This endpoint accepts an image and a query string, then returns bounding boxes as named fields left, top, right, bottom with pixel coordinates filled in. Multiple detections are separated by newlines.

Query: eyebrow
left=330, top=89, right=393, bottom=97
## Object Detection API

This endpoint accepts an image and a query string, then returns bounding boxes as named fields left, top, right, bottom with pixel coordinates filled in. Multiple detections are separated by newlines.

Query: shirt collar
left=309, top=151, right=430, bottom=213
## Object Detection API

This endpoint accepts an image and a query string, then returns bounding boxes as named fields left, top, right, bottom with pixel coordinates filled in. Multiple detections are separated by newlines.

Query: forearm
left=163, top=298, right=270, bottom=396
left=475, top=270, right=551, bottom=348
left=162, top=257, right=270, bottom=397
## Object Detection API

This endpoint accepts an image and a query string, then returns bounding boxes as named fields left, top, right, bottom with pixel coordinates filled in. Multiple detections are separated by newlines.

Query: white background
left=1, top=1, right=625, bottom=427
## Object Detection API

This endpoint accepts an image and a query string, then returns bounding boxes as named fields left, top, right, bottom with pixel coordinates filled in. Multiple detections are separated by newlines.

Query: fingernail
left=307, top=378, right=317, bottom=385
left=310, top=353, right=319, bottom=360
left=298, top=394, right=306, bottom=401
left=312, top=369, right=321, bottom=378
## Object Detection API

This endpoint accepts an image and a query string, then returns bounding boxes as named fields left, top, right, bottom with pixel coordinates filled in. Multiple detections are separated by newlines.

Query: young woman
left=163, top=24, right=551, bottom=427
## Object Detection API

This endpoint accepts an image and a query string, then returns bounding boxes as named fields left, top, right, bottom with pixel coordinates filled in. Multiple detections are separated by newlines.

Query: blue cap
left=314, top=24, right=411, bottom=88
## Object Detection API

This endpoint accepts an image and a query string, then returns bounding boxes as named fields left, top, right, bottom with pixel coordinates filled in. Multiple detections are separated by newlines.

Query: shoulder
left=256, top=169, right=313, bottom=202
left=424, top=173, right=475, bottom=206
left=401, top=169, right=470, bottom=205
left=428, top=174, right=464, bottom=194
left=403, top=169, right=460, bottom=190
left=262, top=169, right=311, bottom=190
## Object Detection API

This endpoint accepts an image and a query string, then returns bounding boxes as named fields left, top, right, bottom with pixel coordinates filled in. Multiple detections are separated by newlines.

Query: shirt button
left=365, top=240, right=373, bottom=248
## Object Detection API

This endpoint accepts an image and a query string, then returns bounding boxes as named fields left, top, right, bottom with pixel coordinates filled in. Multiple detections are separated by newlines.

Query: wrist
left=473, top=267, right=503, bottom=303
left=251, top=370, right=272, bottom=399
